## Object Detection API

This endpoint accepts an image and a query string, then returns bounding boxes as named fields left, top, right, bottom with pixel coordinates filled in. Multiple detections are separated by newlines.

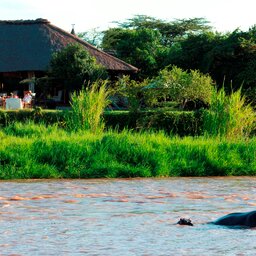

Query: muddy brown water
left=0, top=177, right=256, bottom=255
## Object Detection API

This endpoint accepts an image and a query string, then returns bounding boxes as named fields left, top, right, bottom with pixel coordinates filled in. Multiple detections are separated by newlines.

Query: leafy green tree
left=102, top=27, right=166, bottom=78
left=199, top=28, right=256, bottom=92
left=49, top=43, right=108, bottom=91
left=234, top=26, right=256, bottom=86
left=114, top=75, right=150, bottom=112
left=166, top=31, right=223, bottom=72
left=101, top=15, right=212, bottom=78
left=150, top=66, right=214, bottom=109
left=114, top=15, right=211, bottom=45
left=166, top=26, right=256, bottom=104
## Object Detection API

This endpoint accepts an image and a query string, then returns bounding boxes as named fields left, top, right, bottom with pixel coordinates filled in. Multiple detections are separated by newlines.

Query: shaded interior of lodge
left=0, top=19, right=138, bottom=109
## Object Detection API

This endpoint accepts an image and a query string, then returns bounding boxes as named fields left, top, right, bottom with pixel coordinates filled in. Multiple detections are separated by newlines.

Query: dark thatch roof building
left=0, top=19, right=138, bottom=96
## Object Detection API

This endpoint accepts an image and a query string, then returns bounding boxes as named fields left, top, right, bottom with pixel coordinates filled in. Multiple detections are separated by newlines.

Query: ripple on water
left=0, top=177, right=255, bottom=255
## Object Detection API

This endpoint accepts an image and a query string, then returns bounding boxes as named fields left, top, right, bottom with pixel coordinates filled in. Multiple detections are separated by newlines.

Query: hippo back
left=213, top=211, right=256, bottom=228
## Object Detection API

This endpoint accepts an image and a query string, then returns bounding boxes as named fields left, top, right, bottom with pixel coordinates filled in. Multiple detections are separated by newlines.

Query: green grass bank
left=0, top=122, right=255, bottom=179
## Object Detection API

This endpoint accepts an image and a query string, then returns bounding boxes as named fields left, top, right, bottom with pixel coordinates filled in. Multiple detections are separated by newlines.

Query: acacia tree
left=114, top=15, right=211, bottom=45
left=101, top=15, right=211, bottom=78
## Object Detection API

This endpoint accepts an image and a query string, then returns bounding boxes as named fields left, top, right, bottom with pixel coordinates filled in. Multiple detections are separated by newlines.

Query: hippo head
left=177, top=218, right=193, bottom=226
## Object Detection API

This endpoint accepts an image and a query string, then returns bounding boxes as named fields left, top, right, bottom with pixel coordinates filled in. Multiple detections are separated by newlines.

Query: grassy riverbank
left=0, top=122, right=255, bottom=179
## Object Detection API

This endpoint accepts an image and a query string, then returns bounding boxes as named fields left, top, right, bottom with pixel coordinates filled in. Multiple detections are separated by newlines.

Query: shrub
left=0, top=109, right=205, bottom=136
left=0, top=109, right=66, bottom=127
left=66, top=80, right=111, bottom=133
left=148, top=66, right=214, bottom=109
left=105, top=110, right=203, bottom=136
left=203, top=87, right=256, bottom=138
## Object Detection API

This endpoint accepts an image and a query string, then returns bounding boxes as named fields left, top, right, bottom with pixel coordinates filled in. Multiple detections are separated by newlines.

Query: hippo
left=177, top=210, right=256, bottom=228
left=211, top=210, right=256, bottom=228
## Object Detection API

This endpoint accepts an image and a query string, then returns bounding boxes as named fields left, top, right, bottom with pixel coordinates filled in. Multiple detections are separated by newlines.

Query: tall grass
left=66, top=80, right=111, bottom=133
left=0, top=122, right=256, bottom=179
left=203, top=87, right=256, bottom=138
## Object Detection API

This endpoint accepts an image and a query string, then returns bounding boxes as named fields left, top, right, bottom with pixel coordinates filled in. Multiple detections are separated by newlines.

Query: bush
left=0, top=109, right=209, bottom=137
left=105, top=110, right=203, bottom=136
left=0, top=109, right=66, bottom=127
left=148, top=66, right=214, bottom=109
left=203, top=87, right=256, bottom=138
left=66, top=80, right=111, bottom=133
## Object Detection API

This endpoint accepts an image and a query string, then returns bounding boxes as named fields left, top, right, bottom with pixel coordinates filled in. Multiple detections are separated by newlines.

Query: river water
left=0, top=177, right=256, bottom=255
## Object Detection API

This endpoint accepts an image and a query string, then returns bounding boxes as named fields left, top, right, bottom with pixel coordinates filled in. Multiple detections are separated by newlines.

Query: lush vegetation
left=1, top=16, right=256, bottom=179
left=203, top=87, right=256, bottom=138
left=144, top=66, right=214, bottom=109
left=0, top=82, right=255, bottom=179
left=0, top=108, right=203, bottom=136
left=82, top=15, right=256, bottom=104
left=47, top=44, right=108, bottom=93
left=0, top=122, right=255, bottom=179
left=66, top=81, right=110, bottom=133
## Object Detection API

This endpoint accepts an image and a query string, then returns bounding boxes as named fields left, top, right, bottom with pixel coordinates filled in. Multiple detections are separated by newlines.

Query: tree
left=150, top=66, right=214, bottom=109
left=114, top=15, right=211, bottom=46
left=101, top=15, right=212, bottom=78
left=49, top=43, right=108, bottom=91
left=77, top=28, right=103, bottom=48
left=165, top=26, right=256, bottom=103
left=102, top=27, right=166, bottom=78
left=166, top=31, right=223, bottom=72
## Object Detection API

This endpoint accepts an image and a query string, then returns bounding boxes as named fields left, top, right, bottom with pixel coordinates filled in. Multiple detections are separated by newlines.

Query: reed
left=203, top=87, right=256, bottom=138
left=66, top=80, right=111, bottom=133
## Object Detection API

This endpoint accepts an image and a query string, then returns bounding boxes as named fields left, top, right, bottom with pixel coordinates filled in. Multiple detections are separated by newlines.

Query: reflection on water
left=0, top=177, right=256, bottom=255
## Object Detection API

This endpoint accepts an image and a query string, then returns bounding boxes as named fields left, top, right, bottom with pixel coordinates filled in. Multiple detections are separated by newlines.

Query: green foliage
left=1, top=106, right=255, bottom=138
left=203, top=87, right=256, bottom=138
left=0, top=108, right=202, bottom=136
left=102, top=27, right=165, bottom=78
left=114, top=76, right=150, bottom=112
left=167, top=31, right=223, bottom=72
left=66, top=80, right=111, bottom=133
left=161, top=27, right=256, bottom=95
left=0, top=123, right=256, bottom=179
left=75, top=15, right=256, bottom=102
left=138, top=110, right=203, bottom=136
left=49, top=43, right=108, bottom=90
left=104, top=110, right=203, bottom=136
left=101, top=16, right=211, bottom=78
left=0, top=109, right=66, bottom=127
left=114, top=15, right=211, bottom=45
left=150, top=66, right=214, bottom=109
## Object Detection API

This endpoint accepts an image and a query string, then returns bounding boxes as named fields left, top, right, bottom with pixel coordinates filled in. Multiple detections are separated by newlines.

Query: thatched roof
left=0, top=19, right=138, bottom=73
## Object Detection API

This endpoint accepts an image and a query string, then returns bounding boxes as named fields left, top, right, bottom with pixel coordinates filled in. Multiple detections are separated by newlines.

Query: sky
left=1, top=0, right=256, bottom=34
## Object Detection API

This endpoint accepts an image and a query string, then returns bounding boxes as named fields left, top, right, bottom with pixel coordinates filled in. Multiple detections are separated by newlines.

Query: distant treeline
left=80, top=15, right=256, bottom=104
